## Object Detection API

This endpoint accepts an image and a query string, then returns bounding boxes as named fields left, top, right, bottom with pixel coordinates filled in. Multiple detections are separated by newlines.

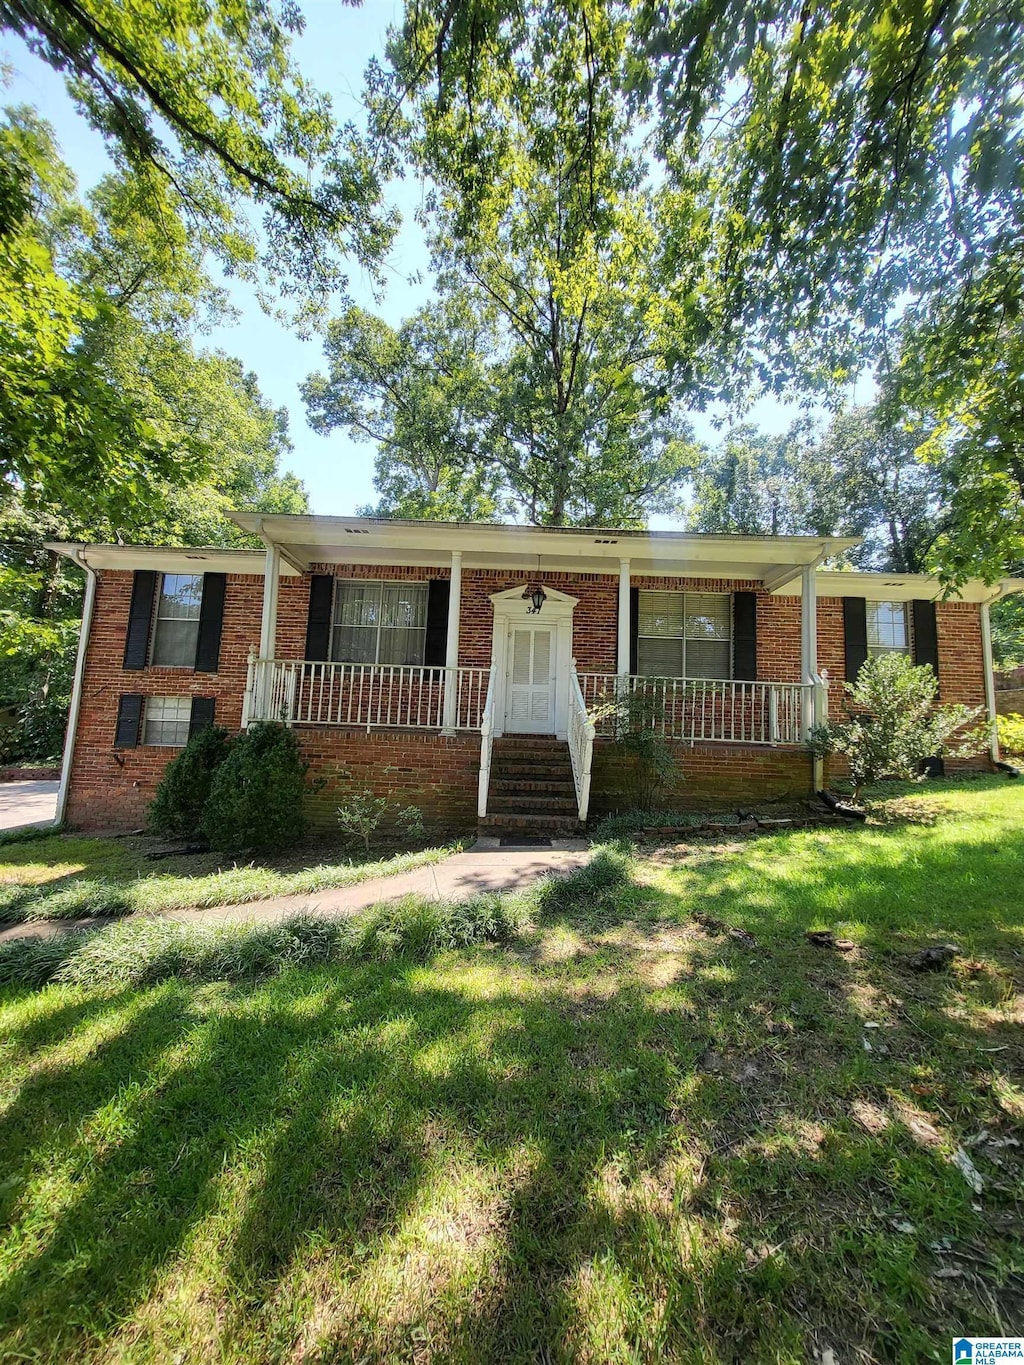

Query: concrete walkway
left=0, top=780, right=59, bottom=833
left=0, top=839, right=592, bottom=942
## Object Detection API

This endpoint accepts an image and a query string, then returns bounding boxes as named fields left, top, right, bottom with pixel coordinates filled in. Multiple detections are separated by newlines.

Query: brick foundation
left=590, top=739, right=816, bottom=814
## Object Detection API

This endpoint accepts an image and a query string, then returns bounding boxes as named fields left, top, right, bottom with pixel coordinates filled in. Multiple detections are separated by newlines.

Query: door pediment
left=488, top=583, right=579, bottom=613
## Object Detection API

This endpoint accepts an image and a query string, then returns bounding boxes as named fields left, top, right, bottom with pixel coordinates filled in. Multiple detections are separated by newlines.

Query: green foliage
left=148, top=726, right=233, bottom=842
left=336, top=788, right=428, bottom=854
left=991, top=597, right=1024, bottom=668
left=809, top=653, right=985, bottom=799
left=594, top=686, right=679, bottom=811
left=996, top=713, right=1024, bottom=760
left=386, top=0, right=1024, bottom=578
left=203, top=722, right=308, bottom=856
left=533, top=847, right=633, bottom=918
left=1, top=0, right=392, bottom=304
left=304, top=299, right=503, bottom=522
left=688, top=408, right=945, bottom=573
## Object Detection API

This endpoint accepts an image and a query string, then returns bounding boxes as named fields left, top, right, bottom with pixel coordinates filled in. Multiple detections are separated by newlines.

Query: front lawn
left=1, top=777, right=1021, bottom=1362
left=0, top=833, right=465, bottom=922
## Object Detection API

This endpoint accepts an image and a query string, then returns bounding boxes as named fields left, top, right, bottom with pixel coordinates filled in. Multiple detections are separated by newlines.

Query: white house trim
left=489, top=584, right=578, bottom=739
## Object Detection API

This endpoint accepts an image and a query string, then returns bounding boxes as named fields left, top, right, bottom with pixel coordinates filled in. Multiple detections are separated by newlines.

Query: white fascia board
left=227, top=512, right=859, bottom=577
left=44, top=542, right=302, bottom=576
left=774, top=570, right=1010, bottom=603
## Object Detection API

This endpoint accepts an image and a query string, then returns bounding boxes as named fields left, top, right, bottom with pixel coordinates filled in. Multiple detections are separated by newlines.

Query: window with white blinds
left=330, top=581, right=428, bottom=666
left=866, top=601, right=912, bottom=659
left=637, top=591, right=732, bottom=679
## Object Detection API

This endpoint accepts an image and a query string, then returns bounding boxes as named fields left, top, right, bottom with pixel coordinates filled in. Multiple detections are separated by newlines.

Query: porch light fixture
left=522, top=583, right=547, bottom=614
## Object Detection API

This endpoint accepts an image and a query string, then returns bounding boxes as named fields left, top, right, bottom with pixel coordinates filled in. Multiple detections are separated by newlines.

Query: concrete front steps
left=480, top=736, right=583, bottom=837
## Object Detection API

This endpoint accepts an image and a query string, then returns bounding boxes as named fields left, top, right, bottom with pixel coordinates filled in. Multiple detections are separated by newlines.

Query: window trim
left=329, top=578, right=430, bottom=667
left=865, top=599, right=914, bottom=660
left=636, top=590, right=734, bottom=680
left=141, top=694, right=193, bottom=747
left=149, top=572, right=204, bottom=669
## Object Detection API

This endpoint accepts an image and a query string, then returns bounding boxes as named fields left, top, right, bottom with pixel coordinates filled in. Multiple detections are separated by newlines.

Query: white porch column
left=441, top=550, right=463, bottom=734
left=800, top=563, right=819, bottom=738
left=617, top=557, right=631, bottom=678
left=981, top=599, right=1000, bottom=762
left=259, top=541, right=281, bottom=660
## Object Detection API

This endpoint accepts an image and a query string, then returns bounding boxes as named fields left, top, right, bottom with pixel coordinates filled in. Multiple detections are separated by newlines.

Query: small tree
left=203, top=722, right=308, bottom=856
left=596, top=684, right=679, bottom=811
left=149, top=725, right=233, bottom=841
left=336, top=789, right=428, bottom=854
left=809, top=653, right=984, bottom=800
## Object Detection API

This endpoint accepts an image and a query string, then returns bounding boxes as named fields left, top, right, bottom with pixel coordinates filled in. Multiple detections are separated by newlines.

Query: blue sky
left=1, top=1, right=844, bottom=522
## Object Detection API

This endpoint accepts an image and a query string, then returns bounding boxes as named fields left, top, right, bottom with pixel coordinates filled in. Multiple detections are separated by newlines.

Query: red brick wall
left=64, top=563, right=990, bottom=831
left=591, top=738, right=814, bottom=813
left=66, top=569, right=264, bottom=829
left=299, top=729, right=479, bottom=832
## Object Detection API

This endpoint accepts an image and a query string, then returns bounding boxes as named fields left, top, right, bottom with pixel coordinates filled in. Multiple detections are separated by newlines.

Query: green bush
left=809, top=652, right=985, bottom=799
left=203, top=721, right=308, bottom=855
left=149, top=725, right=233, bottom=841
left=592, top=685, right=679, bottom=809
left=996, top=712, right=1024, bottom=758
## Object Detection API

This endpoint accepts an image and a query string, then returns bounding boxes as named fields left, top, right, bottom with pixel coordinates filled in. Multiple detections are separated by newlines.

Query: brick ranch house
left=49, top=516, right=1020, bottom=835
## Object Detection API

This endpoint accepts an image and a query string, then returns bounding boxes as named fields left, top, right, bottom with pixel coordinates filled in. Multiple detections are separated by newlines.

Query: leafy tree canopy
left=380, top=0, right=1024, bottom=576
left=0, top=0, right=395, bottom=301
left=688, top=407, right=944, bottom=573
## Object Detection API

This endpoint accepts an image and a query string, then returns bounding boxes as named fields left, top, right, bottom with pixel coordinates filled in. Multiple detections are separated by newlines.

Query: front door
left=505, top=626, right=555, bottom=733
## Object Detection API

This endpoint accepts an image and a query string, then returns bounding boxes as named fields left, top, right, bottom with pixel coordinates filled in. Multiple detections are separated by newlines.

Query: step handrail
left=477, top=667, right=496, bottom=818
left=567, top=665, right=596, bottom=823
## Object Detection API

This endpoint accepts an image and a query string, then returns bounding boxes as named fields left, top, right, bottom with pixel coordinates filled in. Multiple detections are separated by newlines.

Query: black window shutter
left=843, top=597, right=869, bottom=682
left=189, top=696, right=216, bottom=739
left=304, top=575, right=334, bottom=661
left=733, top=591, right=757, bottom=680
left=423, top=579, right=450, bottom=666
left=194, top=572, right=226, bottom=672
left=123, top=570, right=157, bottom=670
left=629, top=585, right=639, bottom=675
left=912, top=599, right=939, bottom=675
left=114, top=694, right=144, bottom=747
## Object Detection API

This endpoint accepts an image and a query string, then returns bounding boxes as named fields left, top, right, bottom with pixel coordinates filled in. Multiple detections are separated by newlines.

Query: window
left=866, top=601, right=911, bottom=659
left=142, top=695, right=192, bottom=746
left=151, top=573, right=203, bottom=667
left=331, top=581, right=428, bottom=666
left=637, top=591, right=732, bottom=679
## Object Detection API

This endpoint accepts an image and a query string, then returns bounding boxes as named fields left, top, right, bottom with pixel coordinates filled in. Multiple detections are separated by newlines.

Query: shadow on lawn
left=1, top=818, right=1022, bottom=1359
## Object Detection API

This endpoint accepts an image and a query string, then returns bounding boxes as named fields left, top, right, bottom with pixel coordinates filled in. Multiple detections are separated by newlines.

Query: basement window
left=142, top=696, right=192, bottom=746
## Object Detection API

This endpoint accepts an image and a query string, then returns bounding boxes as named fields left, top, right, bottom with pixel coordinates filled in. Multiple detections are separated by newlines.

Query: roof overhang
left=44, top=543, right=302, bottom=576
left=226, top=512, right=859, bottom=590
left=777, top=571, right=1024, bottom=604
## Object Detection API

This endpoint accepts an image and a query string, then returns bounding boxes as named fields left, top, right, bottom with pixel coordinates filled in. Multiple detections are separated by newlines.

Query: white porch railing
left=577, top=674, right=818, bottom=746
left=477, top=669, right=496, bottom=818
left=245, top=657, right=491, bottom=733
left=568, top=668, right=596, bottom=822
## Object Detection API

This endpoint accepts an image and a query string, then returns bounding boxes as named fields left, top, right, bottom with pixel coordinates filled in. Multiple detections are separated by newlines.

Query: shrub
left=203, top=721, right=308, bottom=855
left=336, top=788, right=390, bottom=853
left=149, top=725, right=233, bottom=841
left=809, top=652, right=985, bottom=800
left=593, top=684, right=678, bottom=810
left=337, top=789, right=427, bottom=852
left=996, top=712, right=1024, bottom=759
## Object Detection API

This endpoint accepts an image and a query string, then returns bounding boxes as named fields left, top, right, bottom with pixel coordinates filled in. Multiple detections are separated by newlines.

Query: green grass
left=0, top=834, right=466, bottom=922
left=0, top=778, right=1021, bottom=1362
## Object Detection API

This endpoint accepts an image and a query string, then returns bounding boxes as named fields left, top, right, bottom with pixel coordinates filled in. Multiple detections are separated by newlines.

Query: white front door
left=505, top=626, right=555, bottom=733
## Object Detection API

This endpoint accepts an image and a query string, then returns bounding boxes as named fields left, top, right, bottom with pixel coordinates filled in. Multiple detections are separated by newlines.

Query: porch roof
left=227, top=512, right=860, bottom=591
left=43, top=543, right=304, bottom=576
